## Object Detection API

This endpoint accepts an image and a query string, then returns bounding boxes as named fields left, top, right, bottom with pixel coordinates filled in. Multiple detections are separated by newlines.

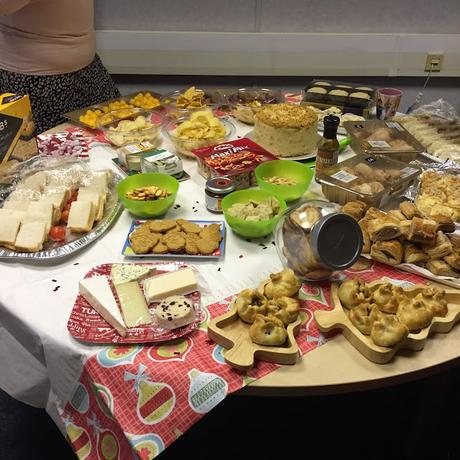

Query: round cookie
left=149, top=220, right=177, bottom=233
left=185, top=241, right=199, bottom=255
left=163, top=234, right=186, bottom=252
left=131, top=235, right=155, bottom=254
left=177, top=219, right=202, bottom=234
left=152, top=241, right=169, bottom=254
left=196, top=238, right=219, bottom=255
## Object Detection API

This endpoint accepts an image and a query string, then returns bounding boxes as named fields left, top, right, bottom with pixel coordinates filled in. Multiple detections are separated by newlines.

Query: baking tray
left=122, top=219, right=226, bottom=259
left=64, top=91, right=163, bottom=129
left=0, top=171, right=123, bottom=261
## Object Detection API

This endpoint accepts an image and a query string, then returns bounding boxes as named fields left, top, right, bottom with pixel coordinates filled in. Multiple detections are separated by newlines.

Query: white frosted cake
left=252, top=104, right=318, bottom=157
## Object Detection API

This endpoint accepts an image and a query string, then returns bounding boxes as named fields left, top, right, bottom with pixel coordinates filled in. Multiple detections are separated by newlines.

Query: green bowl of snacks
left=255, top=160, right=314, bottom=202
left=221, top=188, right=287, bottom=238
left=117, top=173, right=179, bottom=218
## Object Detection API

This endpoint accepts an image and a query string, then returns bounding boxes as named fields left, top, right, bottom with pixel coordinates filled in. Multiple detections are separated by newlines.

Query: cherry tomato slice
left=50, top=226, right=66, bottom=241
left=61, top=209, right=70, bottom=223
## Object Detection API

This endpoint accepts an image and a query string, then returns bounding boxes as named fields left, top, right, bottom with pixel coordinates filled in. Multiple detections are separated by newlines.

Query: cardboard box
left=193, top=138, right=278, bottom=189
left=0, top=93, right=38, bottom=164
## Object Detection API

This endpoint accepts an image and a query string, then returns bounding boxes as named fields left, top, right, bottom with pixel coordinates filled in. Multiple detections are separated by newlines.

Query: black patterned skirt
left=0, top=54, right=121, bottom=134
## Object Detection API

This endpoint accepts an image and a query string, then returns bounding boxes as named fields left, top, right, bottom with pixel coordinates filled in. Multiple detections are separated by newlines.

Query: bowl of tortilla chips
left=160, top=86, right=224, bottom=119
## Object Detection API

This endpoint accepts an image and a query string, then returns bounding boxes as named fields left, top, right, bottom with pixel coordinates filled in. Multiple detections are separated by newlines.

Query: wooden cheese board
left=314, top=280, right=460, bottom=364
left=207, top=301, right=303, bottom=371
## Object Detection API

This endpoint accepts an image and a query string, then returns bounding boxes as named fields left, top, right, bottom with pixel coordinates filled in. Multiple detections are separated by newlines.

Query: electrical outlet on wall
left=425, top=53, right=444, bottom=72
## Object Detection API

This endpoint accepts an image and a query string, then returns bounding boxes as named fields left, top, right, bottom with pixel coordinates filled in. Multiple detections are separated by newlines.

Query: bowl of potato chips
left=161, top=86, right=224, bottom=119
left=98, top=109, right=164, bottom=147
left=163, top=110, right=236, bottom=158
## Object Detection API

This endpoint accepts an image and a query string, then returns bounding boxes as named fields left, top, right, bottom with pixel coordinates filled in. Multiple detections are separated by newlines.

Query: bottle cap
left=310, top=213, right=363, bottom=270
left=205, top=177, right=236, bottom=195
left=323, top=115, right=340, bottom=127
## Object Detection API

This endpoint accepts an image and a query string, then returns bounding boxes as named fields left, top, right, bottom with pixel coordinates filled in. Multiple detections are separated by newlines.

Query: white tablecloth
left=0, top=120, right=335, bottom=432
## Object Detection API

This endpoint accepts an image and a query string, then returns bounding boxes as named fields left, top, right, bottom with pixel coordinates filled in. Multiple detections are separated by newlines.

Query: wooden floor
left=1, top=365, right=459, bottom=460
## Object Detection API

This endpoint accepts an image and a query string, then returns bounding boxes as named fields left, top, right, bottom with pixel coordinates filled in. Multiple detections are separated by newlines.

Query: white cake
left=252, top=104, right=318, bottom=157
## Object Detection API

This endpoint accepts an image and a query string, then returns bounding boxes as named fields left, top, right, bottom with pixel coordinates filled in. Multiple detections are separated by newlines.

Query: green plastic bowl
left=117, top=173, right=179, bottom=218
left=221, top=188, right=287, bottom=238
left=255, top=160, right=314, bottom=202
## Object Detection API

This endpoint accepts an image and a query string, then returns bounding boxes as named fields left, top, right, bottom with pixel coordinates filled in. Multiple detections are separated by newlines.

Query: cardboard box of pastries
left=0, top=93, right=38, bottom=165
left=302, top=79, right=377, bottom=117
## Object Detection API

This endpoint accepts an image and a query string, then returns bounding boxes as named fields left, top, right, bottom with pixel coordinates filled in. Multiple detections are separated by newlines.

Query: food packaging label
left=192, top=138, right=277, bottom=189
left=0, top=93, right=38, bottom=163
left=140, top=149, right=183, bottom=177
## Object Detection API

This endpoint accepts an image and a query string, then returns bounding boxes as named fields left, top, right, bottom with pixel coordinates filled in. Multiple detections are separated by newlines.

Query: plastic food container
left=163, top=115, right=236, bottom=159
left=315, top=154, right=421, bottom=207
left=343, top=119, right=426, bottom=162
left=98, top=109, right=163, bottom=147
left=227, top=88, right=285, bottom=124
left=193, top=138, right=278, bottom=189
left=160, top=88, right=224, bottom=119
left=275, top=200, right=363, bottom=281
left=302, top=79, right=377, bottom=117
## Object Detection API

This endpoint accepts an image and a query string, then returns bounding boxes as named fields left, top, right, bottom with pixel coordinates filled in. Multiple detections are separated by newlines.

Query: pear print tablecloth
left=61, top=260, right=429, bottom=460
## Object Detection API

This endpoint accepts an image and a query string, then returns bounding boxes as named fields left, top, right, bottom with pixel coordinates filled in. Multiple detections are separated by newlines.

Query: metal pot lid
left=310, top=213, right=363, bottom=270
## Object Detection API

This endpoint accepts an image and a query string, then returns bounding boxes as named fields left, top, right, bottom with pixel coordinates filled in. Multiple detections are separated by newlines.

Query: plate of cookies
left=122, top=218, right=226, bottom=259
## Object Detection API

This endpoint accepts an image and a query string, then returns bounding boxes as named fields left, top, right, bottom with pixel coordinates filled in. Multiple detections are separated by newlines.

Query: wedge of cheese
left=79, top=275, right=127, bottom=337
left=111, top=264, right=156, bottom=285
left=114, top=281, right=153, bottom=327
left=143, top=268, right=198, bottom=303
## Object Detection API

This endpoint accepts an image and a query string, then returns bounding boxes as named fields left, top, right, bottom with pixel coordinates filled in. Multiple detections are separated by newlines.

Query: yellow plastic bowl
left=117, top=173, right=179, bottom=218
left=221, top=188, right=287, bottom=238
left=255, top=160, right=314, bottom=202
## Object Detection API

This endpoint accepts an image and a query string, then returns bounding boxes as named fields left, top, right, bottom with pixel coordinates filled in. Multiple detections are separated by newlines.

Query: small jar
left=275, top=200, right=363, bottom=281
left=205, top=177, right=236, bottom=213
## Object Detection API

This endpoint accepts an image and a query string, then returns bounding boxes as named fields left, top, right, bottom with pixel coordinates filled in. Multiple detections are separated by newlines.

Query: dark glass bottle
left=315, top=115, right=340, bottom=179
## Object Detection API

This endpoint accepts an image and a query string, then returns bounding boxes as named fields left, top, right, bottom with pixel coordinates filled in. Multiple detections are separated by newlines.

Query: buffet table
left=1, top=116, right=460, bottom=459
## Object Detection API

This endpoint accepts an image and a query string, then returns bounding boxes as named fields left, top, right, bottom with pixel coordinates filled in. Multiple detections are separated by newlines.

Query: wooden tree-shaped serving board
left=207, top=302, right=303, bottom=371
left=314, top=280, right=460, bottom=364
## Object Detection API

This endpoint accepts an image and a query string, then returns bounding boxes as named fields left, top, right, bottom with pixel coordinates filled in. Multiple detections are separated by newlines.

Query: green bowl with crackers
left=221, top=188, right=287, bottom=238
left=117, top=172, right=179, bottom=218
left=255, top=160, right=313, bottom=202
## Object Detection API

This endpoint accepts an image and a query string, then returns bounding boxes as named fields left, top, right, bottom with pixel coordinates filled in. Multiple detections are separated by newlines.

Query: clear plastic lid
left=343, top=119, right=426, bottom=156
left=316, top=154, right=421, bottom=201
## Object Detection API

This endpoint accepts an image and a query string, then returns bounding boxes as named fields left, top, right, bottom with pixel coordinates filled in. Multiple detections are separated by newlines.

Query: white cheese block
left=14, top=222, right=47, bottom=252
left=40, top=191, right=68, bottom=210
left=79, top=275, right=127, bottom=337
left=143, top=268, right=198, bottom=303
left=2, top=201, right=30, bottom=211
left=77, top=188, right=105, bottom=221
left=114, top=281, right=153, bottom=327
left=155, top=295, right=195, bottom=329
left=111, top=264, right=155, bottom=285
left=16, top=171, right=47, bottom=192
left=67, top=200, right=95, bottom=233
left=0, top=216, right=20, bottom=246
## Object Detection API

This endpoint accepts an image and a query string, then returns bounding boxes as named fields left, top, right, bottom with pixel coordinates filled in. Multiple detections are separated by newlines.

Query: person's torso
left=0, top=0, right=95, bottom=75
